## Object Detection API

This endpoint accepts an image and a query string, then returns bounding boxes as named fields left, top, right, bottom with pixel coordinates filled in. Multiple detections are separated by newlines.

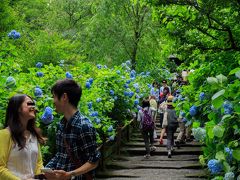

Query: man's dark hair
left=51, top=79, right=82, bottom=108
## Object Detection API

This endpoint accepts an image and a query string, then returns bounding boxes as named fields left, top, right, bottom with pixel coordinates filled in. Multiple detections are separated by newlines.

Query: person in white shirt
left=0, top=94, right=44, bottom=180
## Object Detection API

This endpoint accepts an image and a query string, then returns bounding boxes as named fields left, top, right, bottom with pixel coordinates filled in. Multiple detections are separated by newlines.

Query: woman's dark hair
left=142, top=98, right=150, bottom=108
left=4, top=94, right=44, bottom=149
left=51, top=79, right=82, bottom=108
left=163, top=86, right=170, bottom=95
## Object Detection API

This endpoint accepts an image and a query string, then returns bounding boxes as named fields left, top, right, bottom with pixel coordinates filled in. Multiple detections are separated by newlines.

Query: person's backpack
left=142, top=108, right=154, bottom=131
left=167, top=109, right=179, bottom=129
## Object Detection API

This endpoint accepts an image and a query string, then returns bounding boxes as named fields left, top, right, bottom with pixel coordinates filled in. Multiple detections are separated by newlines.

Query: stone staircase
left=96, top=117, right=207, bottom=180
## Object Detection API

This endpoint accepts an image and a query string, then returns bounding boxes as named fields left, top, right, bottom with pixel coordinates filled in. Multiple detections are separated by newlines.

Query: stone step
left=111, top=154, right=200, bottom=161
left=123, top=141, right=202, bottom=148
left=96, top=169, right=207, bottom=180
left=105, top=160, right=202, bottom=169
left=120, top=146, right=202, bottom=156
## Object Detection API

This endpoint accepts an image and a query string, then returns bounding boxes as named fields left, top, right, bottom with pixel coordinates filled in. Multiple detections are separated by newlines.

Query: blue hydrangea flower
left=223, top=101, right=233, bottom=115
left=124, top=91, right=129, bottom=96
left=8, top=30, right=21, bottom=39
left=88, top=78, right=94, bottom=85
left=34, top=87, right=43, bottom=98
left=136, top=89, right=140, bottom=93
left=90, top=111, right=98, bottom=117
left=133, top=83, right=139, bottom=89
left=94, top=118, right=101, bottom=124
left=224, top=172, right=235, bottom=180
left=199, top=92, right=205, bottom=101
left=192, top=127, right=206, bottom=142
left=87, top=102, right=92, bottom=109
left=96, top=98, right=102, bottom=103
left=114, top=96, right=118, bottom=100
left=36, top=62, right=43, bottom=68
left=36, top=72, right=44, bottom=77
left=125, top=60, right=131, bottom=66
left=97, top=64, right=102, bottom=69
left=6, top=76, right=16, bottom=88
left=182, top=117, right=188, bottom=123
left=121, top=63, right=126, bottom=67
left=146, top=71, right=150, bottom=76
left=86, top=81, right=91, bottom=89
left=134, top=99, right=139, bottom=105
left=41, top=107, right=54, bottom=124
left=109, top=135, right=115, bottom=141
left=137, top=105, right=142, bottom=110
left=130, top=70, right=136, bottom=78
left=139, top=72, right=145, bottom=76
left=129, top=91, right=134, bottom=98
left=225, top=147, right=233, bottom=162
left=126, top=79, right=131, bottom=84
left=66, top=72, right=73, bottom=79
left=116, top=70, right=121, bottom=74
left=124, top=84, right=129, bottom=88
left=189, top=105, right=197, bottom=116
left=207, top=159, right=223, bottom=174
left=180, top=111, right=186, bottom=118
left=107, top=125, right=113, bottom=132
left=110, top=90, right=114, bottom=96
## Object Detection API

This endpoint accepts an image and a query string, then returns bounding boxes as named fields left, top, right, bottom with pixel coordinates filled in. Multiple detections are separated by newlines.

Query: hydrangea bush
left=174, top=65, right=240, bottom=178
left=0, top=38, right=153, bottom=162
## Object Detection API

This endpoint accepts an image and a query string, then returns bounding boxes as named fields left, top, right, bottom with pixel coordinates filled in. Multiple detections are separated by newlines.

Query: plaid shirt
left=46, top=111, right=101, bottom=180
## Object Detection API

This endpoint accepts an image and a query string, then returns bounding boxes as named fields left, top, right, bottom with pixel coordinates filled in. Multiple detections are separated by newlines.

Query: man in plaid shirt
left=45, top=79, right=100, bottom=180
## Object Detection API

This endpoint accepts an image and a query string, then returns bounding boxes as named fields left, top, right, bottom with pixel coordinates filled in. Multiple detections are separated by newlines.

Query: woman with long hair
left=0, top=94, right=44, bottom=180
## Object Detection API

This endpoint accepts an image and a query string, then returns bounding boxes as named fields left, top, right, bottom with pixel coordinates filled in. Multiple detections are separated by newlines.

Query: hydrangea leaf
left=192, top=121, right=200, bottom=128
left=216, top=74, right=227, bottom=83
left=207, top=77, right=218, bottom=85
left=213, top=125, right=225, bottom=138
left=223, top=161, right=231, bottom=173
left=232, top=149, right=240, bottom=161
left=215, top=151, right=225, bottom=161
left=212, top=89, right=225, bottom=100
left=212, top=97, right=224, bottom=109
